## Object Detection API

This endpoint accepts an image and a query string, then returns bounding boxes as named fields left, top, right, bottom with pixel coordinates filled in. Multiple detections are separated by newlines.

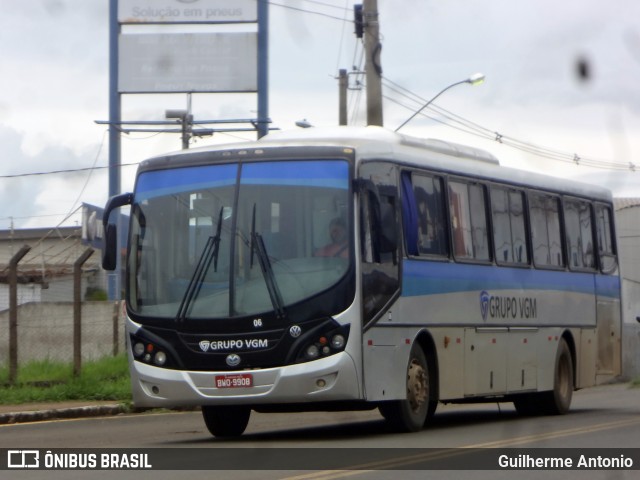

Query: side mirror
left=101, top=192, right=133, bottom=271
left=102, top=223, right=118, bottom=270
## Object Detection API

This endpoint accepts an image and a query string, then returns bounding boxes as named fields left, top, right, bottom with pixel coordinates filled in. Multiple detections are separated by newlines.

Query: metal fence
left=0, top=245, right=124, bottom=383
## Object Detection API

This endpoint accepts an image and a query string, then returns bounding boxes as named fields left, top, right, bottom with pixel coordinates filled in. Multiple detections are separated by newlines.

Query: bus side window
left=530, top=192, right=564, bottom=268
left=595, top=203, right=617, bottom=274
left=412, top=174, right=448, bottom=256
left=563, top=198, right=595, bottom=271
left=449, top=180, right=490, bottom=261
left=491, top=186, right=529, bottom=265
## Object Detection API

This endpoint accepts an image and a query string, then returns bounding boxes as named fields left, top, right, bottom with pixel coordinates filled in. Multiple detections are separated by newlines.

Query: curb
left=0, top=404, right=129, bottom=425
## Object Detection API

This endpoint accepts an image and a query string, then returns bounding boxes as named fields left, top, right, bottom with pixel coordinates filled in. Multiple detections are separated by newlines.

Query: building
left=0, top=226, right=105, bottom=309
left=615, top=198, right=640, bottom=379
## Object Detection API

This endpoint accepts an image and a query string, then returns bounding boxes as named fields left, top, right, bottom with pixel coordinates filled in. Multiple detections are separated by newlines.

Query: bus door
left=358, top=161, right=403, bottom=401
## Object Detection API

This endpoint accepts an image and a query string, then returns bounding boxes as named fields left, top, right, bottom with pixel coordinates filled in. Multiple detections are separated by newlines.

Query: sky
left=1, top=0, right=639, bottom=231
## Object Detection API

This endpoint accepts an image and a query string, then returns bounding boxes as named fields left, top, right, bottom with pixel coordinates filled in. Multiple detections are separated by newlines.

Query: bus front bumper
left=129, top=351, right=361, bottom=408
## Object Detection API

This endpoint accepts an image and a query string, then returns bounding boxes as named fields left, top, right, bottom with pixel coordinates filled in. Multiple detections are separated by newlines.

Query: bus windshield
left=127, top=159, right=351, bottom=320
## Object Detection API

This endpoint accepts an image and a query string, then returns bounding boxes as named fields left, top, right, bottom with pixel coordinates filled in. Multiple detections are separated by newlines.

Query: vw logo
left=226, top=354, right=241, bottom=367
left=289, top=325, right=302, bottom=338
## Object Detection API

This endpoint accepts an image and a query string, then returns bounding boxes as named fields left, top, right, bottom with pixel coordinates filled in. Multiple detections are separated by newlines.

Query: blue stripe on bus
left=402, top=260, right=620, bottom=298
left=135, top=164, right=238, bottom=201
left=241, top=161, right=349, bottom=189
left=135, top=161, right=349, bottom=201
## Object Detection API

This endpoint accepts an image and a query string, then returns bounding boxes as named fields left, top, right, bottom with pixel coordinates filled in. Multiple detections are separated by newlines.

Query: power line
left=0, top=212, right=75, bottom=222
left=382, top=77, right=637, bottom=172
left=334, top=0, right=353, bottom=74
left=296, top=0, right=351, bottom=12
left=0, top=162, right=139, bottom=180
left=268, top=0, right=352, bottom=22
left=61, top=129, right=108, bottom=230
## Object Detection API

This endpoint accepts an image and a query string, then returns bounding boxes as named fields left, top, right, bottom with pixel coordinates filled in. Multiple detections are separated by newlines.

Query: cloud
left=0, top=125, right=107, bottom=230
left=1, top=0, right=639, bottom=234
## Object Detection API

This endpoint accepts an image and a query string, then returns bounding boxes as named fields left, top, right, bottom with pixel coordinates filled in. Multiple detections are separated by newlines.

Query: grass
left=0, top=355, right=132, bottom=405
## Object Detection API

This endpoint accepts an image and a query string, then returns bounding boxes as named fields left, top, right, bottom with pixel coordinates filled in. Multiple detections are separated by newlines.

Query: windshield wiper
left=250, top=204, right=286, bottom=320
left=176, top=207, right=224, bottom=321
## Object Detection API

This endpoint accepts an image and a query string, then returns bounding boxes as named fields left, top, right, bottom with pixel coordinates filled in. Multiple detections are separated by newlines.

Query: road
left=1, top=382, right=639, bottom=479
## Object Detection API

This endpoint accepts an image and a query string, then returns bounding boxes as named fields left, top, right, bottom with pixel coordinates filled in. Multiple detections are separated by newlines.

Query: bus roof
left=143, top=126, right=612, bottom=202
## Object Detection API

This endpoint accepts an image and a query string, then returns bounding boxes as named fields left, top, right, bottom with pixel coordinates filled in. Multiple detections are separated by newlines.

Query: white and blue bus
left=102, top=127, right=621, bottom=437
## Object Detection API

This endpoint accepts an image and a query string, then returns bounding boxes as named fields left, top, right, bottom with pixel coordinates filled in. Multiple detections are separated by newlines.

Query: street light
left=394, top=73, right=485, bottom=132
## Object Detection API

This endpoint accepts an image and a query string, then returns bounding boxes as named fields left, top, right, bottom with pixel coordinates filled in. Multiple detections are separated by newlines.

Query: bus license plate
left=215, top=374, right=253, bottom=388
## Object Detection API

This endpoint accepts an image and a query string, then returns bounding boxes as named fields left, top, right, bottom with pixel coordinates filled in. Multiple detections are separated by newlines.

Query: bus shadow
left=170, top=405, right=539, bottom=445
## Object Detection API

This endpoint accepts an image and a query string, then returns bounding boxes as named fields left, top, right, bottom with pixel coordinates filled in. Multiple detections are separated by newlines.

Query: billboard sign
left=118, top=32, right=257, bottom=93
left=118, top=0, right=257, bottom=24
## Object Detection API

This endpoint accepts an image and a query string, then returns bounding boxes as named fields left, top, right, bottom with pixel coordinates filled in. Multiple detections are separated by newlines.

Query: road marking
left=280, top=416, right=640, bottom=480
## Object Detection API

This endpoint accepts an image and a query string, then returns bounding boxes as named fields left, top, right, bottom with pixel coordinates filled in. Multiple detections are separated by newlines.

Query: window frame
left=594, top=202, right=618, bottom=275
left=490, top=185, right=530, bottom=267
left=447, top=177, right=492, bottom=264
left=401, top=170, right=450, bottom=259
left=528, top=190, right=566, bottom=271
left=562, top=196, right=596, bottom=272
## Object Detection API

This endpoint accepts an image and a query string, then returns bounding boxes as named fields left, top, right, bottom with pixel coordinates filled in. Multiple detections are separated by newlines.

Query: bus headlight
left=331, top=334, right=346, bottom=349
left=133, top=342, right=145, bottom=357
left=129, top=333, right=175, bottom=369
left=305, top=345, right=320, bottom=360
left=154, top=351, right=167, bottom=366
left=294, top=323, right=350, bottom=364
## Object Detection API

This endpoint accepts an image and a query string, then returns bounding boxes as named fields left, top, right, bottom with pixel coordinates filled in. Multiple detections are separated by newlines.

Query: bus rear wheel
left=544, top=338, right=574, bottom=414
left=379, top=343, right=436, bottom=432
left=514, top=338, right=574, bottom=416
left=202, top=405, right=251, bottom=437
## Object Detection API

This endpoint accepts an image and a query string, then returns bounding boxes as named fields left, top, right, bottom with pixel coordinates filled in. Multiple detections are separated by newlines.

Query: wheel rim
left=407, top=358, right=428, bottom=413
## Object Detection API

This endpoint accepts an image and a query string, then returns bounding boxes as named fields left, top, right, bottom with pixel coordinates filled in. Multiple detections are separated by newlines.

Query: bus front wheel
left=379, top=343, right=436, bottom=432
left=202, top=405, right=251, bottom=437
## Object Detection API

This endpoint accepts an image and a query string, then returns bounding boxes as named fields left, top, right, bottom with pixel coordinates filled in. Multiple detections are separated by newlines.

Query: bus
left=102, top=126, right=621, bottom=437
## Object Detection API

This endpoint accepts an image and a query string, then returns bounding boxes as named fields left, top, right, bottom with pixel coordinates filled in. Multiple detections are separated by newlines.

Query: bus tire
left=543, top=338, right=574, bottom=414
left=202, top=405, right=251, bottom=437
left=514, top=338, right=573, bottom=416
left=379, top=343, right=434, bottom=432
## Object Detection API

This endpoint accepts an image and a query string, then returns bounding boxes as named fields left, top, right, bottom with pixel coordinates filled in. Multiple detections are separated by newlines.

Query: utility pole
left=363, top=0, right=383, bottom=126
left=257, top=0, right=269, bottom=138
left=338, top=69, right=348, bottom=126
left=166, top=94, right=193, bottom=149
left=107, top=0, right=121, bottom=302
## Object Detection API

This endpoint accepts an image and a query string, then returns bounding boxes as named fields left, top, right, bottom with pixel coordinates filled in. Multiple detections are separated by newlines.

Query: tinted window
left=128, top=160, right=353, bottom=318
left=595, top=203, right=617, bottom=273
left=491, top=187, right=529, bottom=264
left=413, top=174, right=448, bottom=256
left=564, top=198, right=595, bottom=270
left=529, top=193, right=564, bottom=267
left=449, top=181, right=490, bottom=261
